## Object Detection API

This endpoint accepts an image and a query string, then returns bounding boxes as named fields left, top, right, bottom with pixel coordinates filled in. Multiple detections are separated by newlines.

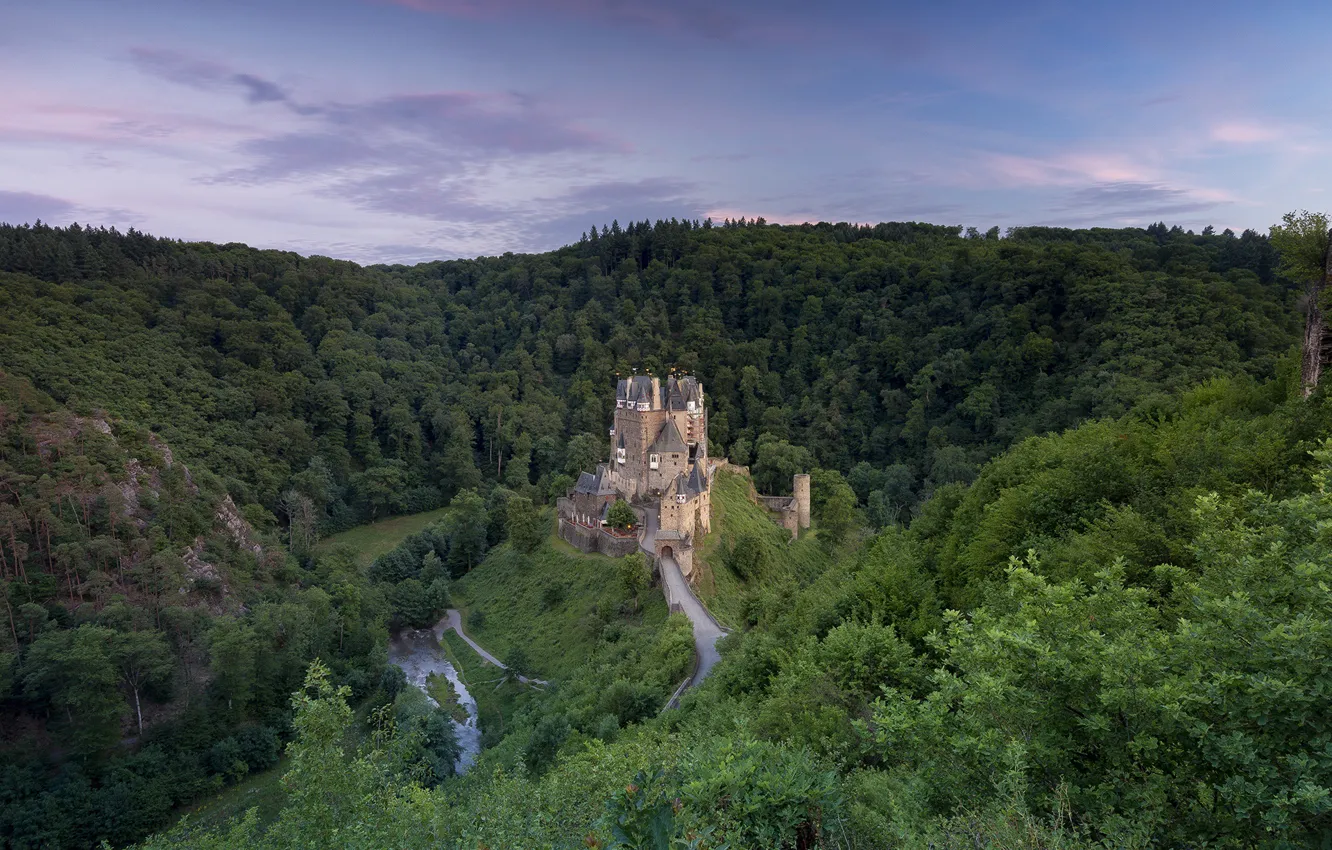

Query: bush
left=403, top=485, right=444, bottom=514
left=522, top=714, right=570, bottom=773
left=540, top=582, right=566, bottom=610
left=607, top=500, right=637, bottom=530
left=506, top=646, right=531, bottom=676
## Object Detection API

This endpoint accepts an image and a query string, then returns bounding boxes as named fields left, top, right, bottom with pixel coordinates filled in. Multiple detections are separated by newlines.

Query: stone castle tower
left=608, top=375, right=708, bottom=500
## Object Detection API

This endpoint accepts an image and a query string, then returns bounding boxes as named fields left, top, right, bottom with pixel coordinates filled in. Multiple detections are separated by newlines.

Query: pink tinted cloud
left=982, top=152, right=1154, bottom=188
left=0, top=96, right=264, bottom=147
left=1211, top=122, right=1284, bottom=144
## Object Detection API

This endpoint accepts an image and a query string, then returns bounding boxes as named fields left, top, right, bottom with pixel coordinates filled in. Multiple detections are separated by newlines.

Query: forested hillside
left=0, top=217, right=1322, bottom=849
left=0, top=373, right=399, bottom=847
left=0, top=219, right=1296, bottom=530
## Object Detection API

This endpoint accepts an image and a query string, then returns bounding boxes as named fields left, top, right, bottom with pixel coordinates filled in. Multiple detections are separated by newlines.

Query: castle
left=558, top=373, right=813, bottom=580
left=558, top=374, right=713, bottom=570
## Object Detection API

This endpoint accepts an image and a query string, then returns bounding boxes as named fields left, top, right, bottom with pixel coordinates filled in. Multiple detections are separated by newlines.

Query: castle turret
left=793, top=473, right=811, bottom=530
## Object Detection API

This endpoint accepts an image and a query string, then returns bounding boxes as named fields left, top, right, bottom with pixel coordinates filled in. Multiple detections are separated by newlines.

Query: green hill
left=692, top=467, right=832, bottom=627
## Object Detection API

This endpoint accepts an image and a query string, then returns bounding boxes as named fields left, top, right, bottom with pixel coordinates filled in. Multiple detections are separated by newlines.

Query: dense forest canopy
left=0, top=216, right=1324, bottom=849
left=0, top=218, right=1297, bottom=531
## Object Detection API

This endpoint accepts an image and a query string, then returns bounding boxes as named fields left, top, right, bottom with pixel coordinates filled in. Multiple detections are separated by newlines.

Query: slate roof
left=573, top=471, right=598, bottom=494
left=679, top=376, right=702, bottom=406
left=574, top=464, right=618, bottom=496
left=685, top=463, right=708, bottom=495
left=617, top=374, right=704, bottom=411
left=665, top=464, right=708, bottom=501
left=618, top=375, right=657, bottom=406
left=648, top=419, right=687, bottom=454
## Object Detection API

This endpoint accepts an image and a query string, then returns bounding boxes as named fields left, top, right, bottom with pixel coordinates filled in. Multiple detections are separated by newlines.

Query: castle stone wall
left=558, top=518, right=640, bottom=557
left=559, top=518, right=599, bottom=553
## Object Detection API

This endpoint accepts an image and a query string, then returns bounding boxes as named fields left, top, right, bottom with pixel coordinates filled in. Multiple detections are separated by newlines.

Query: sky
left=1, top=0, right=1329, bottom=263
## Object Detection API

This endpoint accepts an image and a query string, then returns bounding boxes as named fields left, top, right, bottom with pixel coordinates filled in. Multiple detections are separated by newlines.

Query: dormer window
left=687, top=400, right=696, bottom=412
left=616, top=400, right=624, bottom=409
left=649, top=453, right=660, bottom=470
left=637, top=401, right=649, bottom=411
left=616, top=447, right=626, bottom=464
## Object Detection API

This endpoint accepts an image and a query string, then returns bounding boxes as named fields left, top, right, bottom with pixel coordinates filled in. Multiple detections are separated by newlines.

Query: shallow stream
left=387, top=626, right=482, bottom=774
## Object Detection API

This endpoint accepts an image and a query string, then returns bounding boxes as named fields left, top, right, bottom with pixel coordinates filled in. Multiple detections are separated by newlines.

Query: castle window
left=677, top=494, right=687, bottom=504
left=616, top=447, right=626, bottom=464
left=687, top=400, right=696, bottom=412
left=637, top=401, right=649, bottom=411
left=616, top=400, right=624, bottom=408
left=609, top=427, right=615, bottom=436
left=649, top=453, right=660, bottom=470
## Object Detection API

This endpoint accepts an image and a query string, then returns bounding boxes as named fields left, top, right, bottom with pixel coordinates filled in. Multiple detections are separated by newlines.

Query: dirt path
left=437, top=609, right=549, bottom=686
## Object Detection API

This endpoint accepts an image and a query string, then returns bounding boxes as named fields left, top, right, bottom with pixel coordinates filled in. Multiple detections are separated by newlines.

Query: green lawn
left=315, top=507, right=451, bottom=566
left=452, top=536, right=667, bottom=681
left=693, top=468, right=832, bottom=627
left=172, top=759, right=288, bottom=837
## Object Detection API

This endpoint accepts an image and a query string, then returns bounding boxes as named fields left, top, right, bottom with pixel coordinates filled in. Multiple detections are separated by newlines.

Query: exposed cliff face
left=1, top=372, right=267, bottom=613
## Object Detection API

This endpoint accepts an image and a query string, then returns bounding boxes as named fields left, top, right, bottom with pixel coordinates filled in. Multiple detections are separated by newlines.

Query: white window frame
left=637, top=401, right=649, bottom=411
left=649, top=453, right=660, bottom=470
left=616, top=447, right=626, bottom=464
left=687, top=400, right=696, bottom=412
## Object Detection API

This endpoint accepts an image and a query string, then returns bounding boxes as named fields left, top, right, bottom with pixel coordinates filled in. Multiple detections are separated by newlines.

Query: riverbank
left=387, top=627, right=481, bottom=773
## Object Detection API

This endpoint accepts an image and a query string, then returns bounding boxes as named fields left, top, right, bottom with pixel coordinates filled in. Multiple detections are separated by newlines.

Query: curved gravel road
left=640, top=509, right=726, bottom=689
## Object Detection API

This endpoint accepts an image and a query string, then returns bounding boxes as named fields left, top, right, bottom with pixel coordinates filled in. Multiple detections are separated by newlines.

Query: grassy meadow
left=316, top=507, right=452, bottom=566
left=693, top=468, right=832, bottom=627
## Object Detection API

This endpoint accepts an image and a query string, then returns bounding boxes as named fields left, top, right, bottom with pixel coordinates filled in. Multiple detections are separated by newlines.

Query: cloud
left=0, top=191, right=144, bottom=229
left=288, top=240, right=454, bottom=265
left=233, top=74, right=289, bottom=105
left=207, top=85, right=626, bottom=228
left=548, top=177, right=695, bottom=209
left=1210, top=122, right=1284, bottom=145
left=129, top=47, right=300, bottom=110
left=381, top=0, right=752, bottom=40
left=0, top=190, right=77, bottom=225
left=125, top=48, right=629, bottom=231
left=1055, top=181, right=1224, bottom=218
left=983, top=152, right=1153, bottom=188
left=319, top=92, right=618, bottom=155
